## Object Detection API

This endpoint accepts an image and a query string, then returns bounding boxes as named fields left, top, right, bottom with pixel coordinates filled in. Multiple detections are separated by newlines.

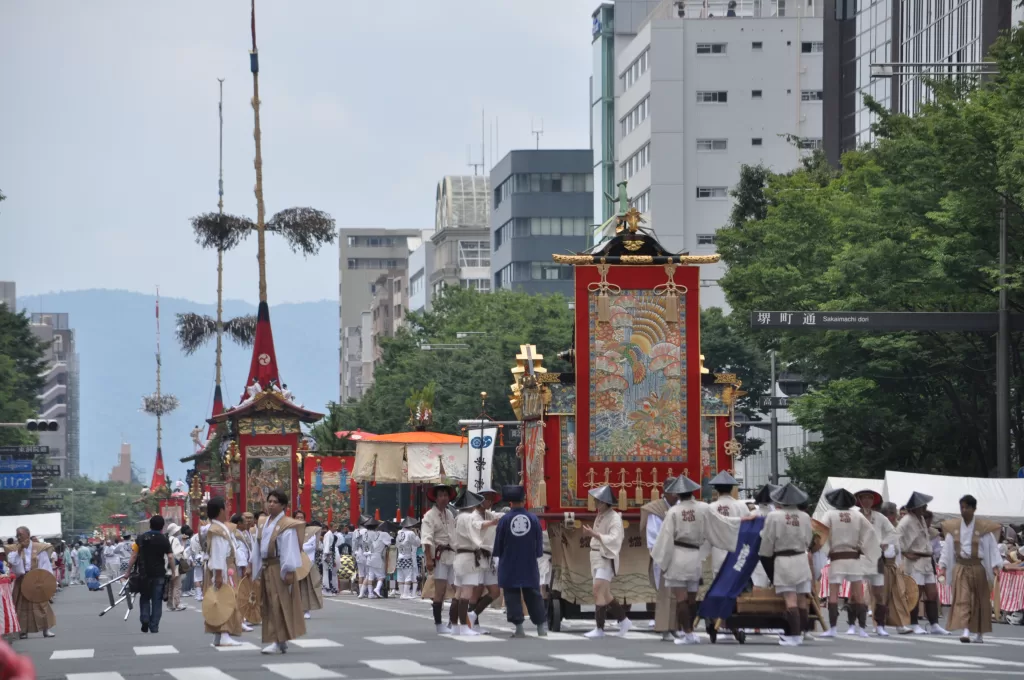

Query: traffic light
left=25, top=420, right=59, bottom=432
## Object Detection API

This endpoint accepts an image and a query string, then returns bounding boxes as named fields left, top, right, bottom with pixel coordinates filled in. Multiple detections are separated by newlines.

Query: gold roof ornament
left=509, top=344, right=549, bottom=421
left=699, top=354, right=710, bottom=375
left=624, top=206, right=644, bottom=234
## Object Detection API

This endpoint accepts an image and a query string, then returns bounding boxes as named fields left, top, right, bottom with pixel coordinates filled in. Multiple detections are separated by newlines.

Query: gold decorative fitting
left=715, top=373, right=738, bottom=385
left=622, top=239, right=644, bottom=251
left=588, top=262, right=622, bottom=323
left=724, top=439, right=742, bottom=457
left=624, top=206, right=645, bottom=233
left=653, top=263, right=688, bottom=323
left=552, top=254, right=721, bottom=265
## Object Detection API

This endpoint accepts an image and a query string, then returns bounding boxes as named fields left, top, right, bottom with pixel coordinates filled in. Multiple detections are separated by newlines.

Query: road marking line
left=455, top=656, right=554, bottom=672
left=166, top=669, right=236, bottom=680
left=51, top=650, right=95, bottom=660
left=549, top=654, right=657, bottom=669
left=739, top=653, right=871, bottom=667
left=988, top=638, right=1024, bottom=647
left=365, top=636, right=425, bottom=645
left=523, top=631, right=584, bottom=641
left=264, top=662, right=344, bottom=679
left=647, top=653, right=762, bottom=666
left=289, top=638, right=343, bottom=649
left=932, top=656, right=1020, bottom=666
left=901, top=635, right=968, bottom=646
left=67, top=674, right=121, bottom=680
left=360, top=660, right=450, bottom=676
left=833, top=634, right=912, bottom=645
left=211, top=641, right=261, bottom=651
left=133, top=645, right=179, bottom=656
left=836, top=653, right=978, bottom=668
left=439, top=634, right=502, bottom=643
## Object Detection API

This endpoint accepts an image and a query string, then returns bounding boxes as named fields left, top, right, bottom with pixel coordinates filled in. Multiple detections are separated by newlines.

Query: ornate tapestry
left=548, top=382, right=575, bottom=415
left=558, top=416, right=585, bottom=508
left=701, top=416, right=717, bottom=477
left=549, top=522, right=656, bottom=604
left=245, top=444, right=292, bottom=513
left=588, top=290, right=687, bottom=463
left=523, top=422, right=546, bottom=510
left=702, top=383, right=729, bottom=416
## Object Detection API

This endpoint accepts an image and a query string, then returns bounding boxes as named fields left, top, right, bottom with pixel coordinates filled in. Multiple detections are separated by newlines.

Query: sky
left=0, top=1, right=596, bottom=305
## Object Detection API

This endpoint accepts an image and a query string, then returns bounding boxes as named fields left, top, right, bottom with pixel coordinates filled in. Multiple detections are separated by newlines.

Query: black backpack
left=127, top=531, right=160, bottom=593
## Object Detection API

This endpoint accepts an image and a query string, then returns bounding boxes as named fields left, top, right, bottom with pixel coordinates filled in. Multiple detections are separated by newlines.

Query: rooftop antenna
left=467, top=145, right=482, bottom=176
left=531, top=117, right=544, bottom=150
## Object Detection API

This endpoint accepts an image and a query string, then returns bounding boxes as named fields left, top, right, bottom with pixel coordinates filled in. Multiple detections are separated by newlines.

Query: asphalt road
left=11, top=584, right=1024, bottom=680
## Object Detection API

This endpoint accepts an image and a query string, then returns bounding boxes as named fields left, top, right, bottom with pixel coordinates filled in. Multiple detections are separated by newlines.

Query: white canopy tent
left=0, top=512, right=63, bottom=540
left=883, top=471, right=1024, bottom=524
left=812, top=477, right=884, bottom=520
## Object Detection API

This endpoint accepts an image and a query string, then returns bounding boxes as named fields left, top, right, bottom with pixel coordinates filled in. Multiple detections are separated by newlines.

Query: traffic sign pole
left=770, top=350, right=778, bottom=485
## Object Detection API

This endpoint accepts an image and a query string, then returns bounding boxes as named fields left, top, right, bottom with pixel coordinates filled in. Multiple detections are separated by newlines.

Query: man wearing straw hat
left=203, top=497, right=244, bottom=647
left=759, top=483, right=813, bottom=647
left=9, top=527, right=56, bottom=639
left=641, top=477, right=680, bottom=640
left=580, top=485, right=633, bottom=638
left=856, top=488, right=900, bottom=636
left=352, top=515, right=371, bottom=597
left=707, top=471, right=752, bottom=578
left=362, top=518, right=391, bottom=600
left=422, top=483, right=458, bottom=633
left=250, top=488, right=306, bottom=655
left=897, top=491, right=950, bottom=635
left=452, top=491, right=499, bottom=635
left=396, top=518, right=421, bottom=599
left=817, top=488, right=880, bottom=638
left=651, top=476, right=745, bottom=645
left=469, top=486, right=502, bottom=627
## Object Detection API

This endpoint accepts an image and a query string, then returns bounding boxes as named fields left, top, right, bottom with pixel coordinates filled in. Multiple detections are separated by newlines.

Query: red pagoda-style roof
left=209, top=389, right=324, bottom=425
left=206, top=383, right=225, bottom=440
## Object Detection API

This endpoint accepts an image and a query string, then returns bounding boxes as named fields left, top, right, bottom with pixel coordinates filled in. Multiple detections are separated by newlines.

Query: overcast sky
left=0, top=1, right=595, bottom=304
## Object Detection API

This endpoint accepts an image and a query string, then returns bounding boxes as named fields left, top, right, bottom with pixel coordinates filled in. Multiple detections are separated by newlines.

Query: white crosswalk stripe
left=439, top=633, right=502, bottom=643
left=365, top=636, right=425, bottom=645
left=264, top=662, right=344, bottom=679
left=361, top=659, right=449, bottom=676
left=289, top=639, right=344, bottom=649
left=933, top=655, right=1021, bottom=666
left=211, top=641, right=261, bottom=652
left=831, top=634, right=912, bottom=645
left=456, top=656, right=554, bottom=672
left=647, top=652, right=763, bottom=666
left=739, top=652, right=871, bottom=667
left=134, top=646, right=179, bottom=656
left=523, top=631, right=585, bottom=641
left=550, top=653, right=657, bottom=669
left=166, top=669, right=236, bottom=680
left=67, top=674, right=122, bottom=680
left=51, top=650, right=95, bottom=660
left=836, top=653, right=977, bottom=668
left=989, top=637, right=1024, bottom=647
left=898, top=635, right=965, bottom=646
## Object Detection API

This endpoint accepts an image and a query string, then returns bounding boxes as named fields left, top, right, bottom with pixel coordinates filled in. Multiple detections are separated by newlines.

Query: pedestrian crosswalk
left=60, top=648, right=1024, bottom=679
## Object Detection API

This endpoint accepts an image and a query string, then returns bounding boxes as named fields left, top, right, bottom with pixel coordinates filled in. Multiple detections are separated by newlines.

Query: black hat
left=754, top=483, right=780, bottom=505
left=477, top=486, right=501, bottom=501
left=454, top=490, right=484, bottom=510
left=427, top=483, right=458, bottom=503
left=502, top=485, right=525, bottom=503
left=400, top=517, right=420, bottom=529
left=709, top=471, right=739, bottom=487
left=905, top=491, right=933, bottom=511
left=825, top=488, right=857, bottom=510
left=588, top=485, right=615, bottom=506
left=770, top=482, right=808, bottom=507
left=358, top=514, right=372, bottom=527
left=364, top=518, right=381, bottom=530
left=664, top=476, right=701, bottom=495
left=854, top=488, right=883, bottom=508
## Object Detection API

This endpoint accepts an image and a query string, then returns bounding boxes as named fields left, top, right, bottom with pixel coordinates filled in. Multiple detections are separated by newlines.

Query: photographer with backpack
left=125, top=515, right=173, bottom=633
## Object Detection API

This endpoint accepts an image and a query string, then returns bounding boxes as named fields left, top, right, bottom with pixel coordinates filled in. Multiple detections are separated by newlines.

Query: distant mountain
left=16, top=290, right=338, bottom=482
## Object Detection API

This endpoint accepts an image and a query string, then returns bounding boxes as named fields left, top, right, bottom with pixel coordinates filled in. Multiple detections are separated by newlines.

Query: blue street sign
left=0, top=473, right=32, bottom=490
left=1018, top=467, right=1024, bottom=478
left=0, top=458, right=32, bottom=472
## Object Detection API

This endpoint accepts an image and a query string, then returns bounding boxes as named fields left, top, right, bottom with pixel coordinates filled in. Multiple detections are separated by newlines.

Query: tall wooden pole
left=156, top=287, right=163, bottom=454
left=216, top=78, right=225, bottom=387
left=250, top=0, right=268, bottom=303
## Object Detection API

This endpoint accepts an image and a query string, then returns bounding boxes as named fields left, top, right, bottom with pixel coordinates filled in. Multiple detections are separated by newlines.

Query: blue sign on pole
left=0, top=458, right=32, bottom=472
left=1018, top=467, right=1024, bottom=478
left=0, top=473, right=32, bottom=490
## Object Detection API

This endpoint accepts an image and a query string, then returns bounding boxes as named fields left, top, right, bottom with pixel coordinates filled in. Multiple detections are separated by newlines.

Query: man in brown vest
left=640, top=477, right=679, bottom=640
left=250, top=489, right=306, bottom=654
left=10, top=527, right=56, bottom=639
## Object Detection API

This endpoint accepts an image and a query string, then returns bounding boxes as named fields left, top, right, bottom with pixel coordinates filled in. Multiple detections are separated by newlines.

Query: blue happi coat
left=493, top=508, right=543, bottom=588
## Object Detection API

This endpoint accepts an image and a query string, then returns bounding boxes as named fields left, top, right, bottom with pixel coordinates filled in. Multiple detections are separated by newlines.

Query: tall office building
left=824, top=0, right=1015, bottom=166
left=591, top=0, right=824, bottom=309
left=0, top=281, right=14, bottom=311
left=29, top=312, right=79, bottom=478
left=109, top=442, right=133, bottom=483
left=408, top=235, right=436, bottom=314
left=430, top=176, right=492, bottom=296
left=490, top=150, right=594, bottom=296
left=339, top=228, right=425, bottom=402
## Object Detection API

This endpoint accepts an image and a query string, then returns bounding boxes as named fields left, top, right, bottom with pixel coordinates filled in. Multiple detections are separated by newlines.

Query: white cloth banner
left=464, top=427, right=497, bottom=494
left=407, top=443, right=467, bottom=483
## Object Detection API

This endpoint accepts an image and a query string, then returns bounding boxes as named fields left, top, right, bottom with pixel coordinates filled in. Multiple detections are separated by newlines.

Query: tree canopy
left=715, top=28, right=1024, bottom=497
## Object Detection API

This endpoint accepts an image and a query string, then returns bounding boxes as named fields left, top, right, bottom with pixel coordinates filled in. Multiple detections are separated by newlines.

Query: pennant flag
left=465, top=426, right=497, bottom=494
left=151, top=448, right=167, bottom=492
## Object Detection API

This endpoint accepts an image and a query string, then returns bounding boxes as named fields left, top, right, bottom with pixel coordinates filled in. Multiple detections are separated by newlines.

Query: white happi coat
left=708, top=495, right=753, bottom=576
left=759, top=508, right=813, bottom=587
left=821, top=508, right=880, bottom=578
left=897, top=513, right=935, bottom=578
left=651, top=499, right=741, bottom=583
left=421, top=505, right=457, bottom=568
left=453, top=510, right=488, bottom=579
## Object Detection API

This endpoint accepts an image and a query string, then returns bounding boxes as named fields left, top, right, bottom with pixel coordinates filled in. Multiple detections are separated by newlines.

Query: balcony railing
left=647, top=0, right=823, bottom=22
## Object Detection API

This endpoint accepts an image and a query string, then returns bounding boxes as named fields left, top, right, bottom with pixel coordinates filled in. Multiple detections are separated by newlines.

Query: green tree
left=715, top=29, right=1024, bottom=498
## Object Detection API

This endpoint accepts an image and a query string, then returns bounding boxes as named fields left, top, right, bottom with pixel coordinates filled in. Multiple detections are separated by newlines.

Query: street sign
left=749, top=311, right=1017, bottom=332
left=0, top=445, right=48, bottom=458
left=33, top=464, right=62, bottom=477
left=31, top=477, right=49, bottom=490
left=758, top=396, right=793, bottom=409
left=0, top=458, right=33, bottom=472
left=0, top=473, right=32, bottom=490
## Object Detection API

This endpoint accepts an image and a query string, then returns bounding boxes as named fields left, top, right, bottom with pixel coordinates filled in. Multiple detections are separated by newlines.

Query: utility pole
left=998, top=196, right=1010, bottom=477
left=770, top=350, right=779, bottom=485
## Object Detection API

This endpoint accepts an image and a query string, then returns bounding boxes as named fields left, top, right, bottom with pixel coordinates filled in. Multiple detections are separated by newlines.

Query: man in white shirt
left=362, top=519, right=392, bottom=599
left=396, top=518, right=421, bottom=599
left=352, top=516, right=370, bottom=597
left=641, top=477, right=680, bottom=640
left=204, top=499, right=244, bottom=647
left=937, top=494, right=1004, bottom=643
left=10, top=527, right=56, bottom=638
left=250, top=488, right=306, bottom=655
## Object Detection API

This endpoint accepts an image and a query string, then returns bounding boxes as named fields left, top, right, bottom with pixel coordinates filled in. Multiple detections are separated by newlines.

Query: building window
left=801, top=41, right=824, bottom=53
left=347, top=258, right=401, bottom=269
left=630, top=190, right=650, bottom=213
left=697, top=234, right=717, bottom=246
left=801, top=90, right=824, bottom=101
left=460, top=278, right=491, bottom=292
left=751, top=90, right=763, bottom=99
left=530, top=263, right=574, bottom=280
left=696, top=139, right=728, bottom=152
left=752, top=138, right=763, bottom=146
left=509, top=173, right=593, bottom=195
left=620, top=143, right=650, bottom=180
left=620, top=96, right=650, bottom=137
left=620, top=48, right=649, bottom=91
left=696, top=91, right=728, bottom=103
left=495, top=264, right=513, bottom=290
left=410, top=271, right=424, bottom=298
left=458, top=241, right=490, bottom=268
left=752, top=41, right=763, bottom=50
left=798, top=138, right=823, bottom=150
left=696, top=43, right=727, bottom=54
left=527, top=216, right=589, bottom=237
left=346, top=235, right=400, bottom=248
left=696, top=187, right=728, bottom=199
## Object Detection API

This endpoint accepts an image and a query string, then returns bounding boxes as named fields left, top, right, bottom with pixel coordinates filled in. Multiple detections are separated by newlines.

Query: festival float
left=511, top=187, right=738, bottom=630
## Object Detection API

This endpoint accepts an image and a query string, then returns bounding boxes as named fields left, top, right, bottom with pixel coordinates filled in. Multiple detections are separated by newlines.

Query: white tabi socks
left=373, top=580, right=384, bottom=598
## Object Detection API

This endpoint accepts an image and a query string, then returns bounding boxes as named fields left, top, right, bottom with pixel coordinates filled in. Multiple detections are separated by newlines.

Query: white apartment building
left=594, top=0, right=823, bottom=309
